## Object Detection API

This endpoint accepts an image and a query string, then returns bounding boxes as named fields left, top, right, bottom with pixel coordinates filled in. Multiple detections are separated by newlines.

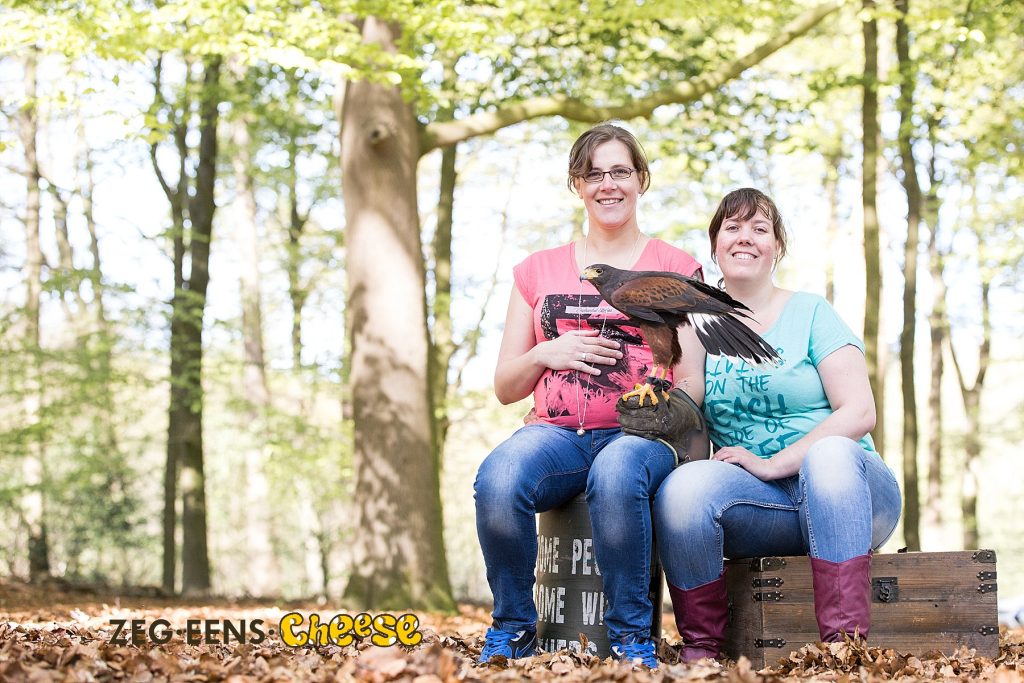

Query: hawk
left=581, top=263, right=781, bottom=406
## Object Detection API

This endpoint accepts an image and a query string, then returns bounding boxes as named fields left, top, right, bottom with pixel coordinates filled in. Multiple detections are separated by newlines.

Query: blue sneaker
left=479, top=626, right=537, bottom=664
left=611, top=636, right=658, bottom=669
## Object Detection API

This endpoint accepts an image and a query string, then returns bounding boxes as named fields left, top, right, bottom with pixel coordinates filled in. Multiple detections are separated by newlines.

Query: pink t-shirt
left=513, top=238, right=703, bottom=429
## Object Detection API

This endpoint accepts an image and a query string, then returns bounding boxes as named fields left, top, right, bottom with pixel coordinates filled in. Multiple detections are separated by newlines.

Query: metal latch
left=972, top=549, right=996, bottom=563
left=752, top=577, right=784, bottom=588
left=754, top=638, right=787, bottom=648
left=750, top=557, right=787, bottom=572
left=753, top=591, right=784, bottom=602
left=872, top=577, right=899, bottom=603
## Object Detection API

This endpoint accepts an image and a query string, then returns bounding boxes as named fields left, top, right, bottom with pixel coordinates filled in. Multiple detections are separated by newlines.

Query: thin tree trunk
left=920, top=0, right=974, bottom=539
left=924, top=140, right=946, bottom=532
left=895, top=0, right=921, bottom=550
left=340, top=17, right=454, bottom=611
left=949, top=279, right=988, bottom=550
left=77, top=107, right=120, bottom=459
left=428, top=134, right=457, bottom=466
left=179, top=57, right=221, bottom=595
left=233, top=117, right=269, bottom=407
left=285, top=126, right=309, bottom=372
left=862, top=0, right=885, bottom=453
left=48, top=184, right=78, bottom=320
left=948, top=174, right=989, bottom=550
left=152, top=54, right=191, bottom=595
left=823, top=152, right=841, bottom=305
left=230, top=114, right=277, bottom=594
left=16, top=52, right=50, bottom=582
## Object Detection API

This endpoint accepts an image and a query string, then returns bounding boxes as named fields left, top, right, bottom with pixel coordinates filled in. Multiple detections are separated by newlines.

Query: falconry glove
left=616, top=388, right=710, bottom=466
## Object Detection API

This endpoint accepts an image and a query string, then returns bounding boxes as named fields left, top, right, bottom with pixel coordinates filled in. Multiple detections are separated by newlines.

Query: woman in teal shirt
left=654, top=188, right=902, bottom=661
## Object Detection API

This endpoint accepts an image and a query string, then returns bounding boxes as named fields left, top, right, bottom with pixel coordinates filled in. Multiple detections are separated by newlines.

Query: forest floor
left=1, top=580, right=1023, bottom=682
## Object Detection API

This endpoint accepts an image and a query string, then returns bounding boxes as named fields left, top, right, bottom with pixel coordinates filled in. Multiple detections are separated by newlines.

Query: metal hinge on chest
left=971, top=551, right=997, bottom=594
left=752, top=577, right=784, bottom=588
left=753, top=591, right=784, bottom=602
left=754, top=638, right=787, bottom=649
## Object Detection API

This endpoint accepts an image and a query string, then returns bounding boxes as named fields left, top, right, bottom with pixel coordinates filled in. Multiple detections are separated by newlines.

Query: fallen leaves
left=0, top=588, right=1022, bottom=682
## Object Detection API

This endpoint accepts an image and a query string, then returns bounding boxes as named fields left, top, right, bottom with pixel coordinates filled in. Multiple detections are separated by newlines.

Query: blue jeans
left=474, top=424, right=675, bottom=642
left=655, top=435, right=902, bottom=589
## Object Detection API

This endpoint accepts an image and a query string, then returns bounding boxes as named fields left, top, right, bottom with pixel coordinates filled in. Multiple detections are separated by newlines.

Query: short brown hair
left=708, top=188, right=788, bottom=263
left=567, top=123, right=651, bottom=195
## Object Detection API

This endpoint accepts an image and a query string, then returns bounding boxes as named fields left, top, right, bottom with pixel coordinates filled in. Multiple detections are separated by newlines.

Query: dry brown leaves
left=1, top=587, right=1022, bottom=682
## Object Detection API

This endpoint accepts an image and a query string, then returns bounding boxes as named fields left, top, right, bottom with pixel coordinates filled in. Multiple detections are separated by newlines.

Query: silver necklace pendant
left=577, top=427, right=586, bottom=436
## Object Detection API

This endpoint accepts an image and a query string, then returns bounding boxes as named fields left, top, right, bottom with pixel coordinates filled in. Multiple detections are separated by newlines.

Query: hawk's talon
left=622, top=382, right=659, bottom=407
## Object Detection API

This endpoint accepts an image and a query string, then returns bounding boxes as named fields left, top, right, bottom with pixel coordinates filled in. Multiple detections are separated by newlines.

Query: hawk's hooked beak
left=580, top=266, right=599, bottom=282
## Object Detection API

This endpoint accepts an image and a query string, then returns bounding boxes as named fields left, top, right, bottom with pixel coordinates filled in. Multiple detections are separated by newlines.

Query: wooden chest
left=722, top=550, right=999, bottom=667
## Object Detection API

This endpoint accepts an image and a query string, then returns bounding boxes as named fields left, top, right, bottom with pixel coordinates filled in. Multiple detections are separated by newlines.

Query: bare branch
left=148, top=55, right=176, bottom=206
left=419, top=0, right=845, bottom=154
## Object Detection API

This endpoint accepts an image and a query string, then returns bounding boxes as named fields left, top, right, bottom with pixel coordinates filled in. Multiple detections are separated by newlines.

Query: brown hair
left=567, top=123, right=651, bottom=195
left=708, top=188, right=788, bottom=263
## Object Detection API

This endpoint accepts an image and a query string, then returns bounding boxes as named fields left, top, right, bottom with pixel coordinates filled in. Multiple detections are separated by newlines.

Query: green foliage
left=0, top=306, right=160, bottom=584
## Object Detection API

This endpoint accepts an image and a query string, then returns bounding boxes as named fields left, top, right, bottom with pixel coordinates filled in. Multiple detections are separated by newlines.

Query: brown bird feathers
left=581, top=263, right=781, bottom=405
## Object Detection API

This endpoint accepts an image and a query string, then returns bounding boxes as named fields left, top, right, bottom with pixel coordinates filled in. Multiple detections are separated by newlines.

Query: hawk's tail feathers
left=690, top=313, right=782, bottom=366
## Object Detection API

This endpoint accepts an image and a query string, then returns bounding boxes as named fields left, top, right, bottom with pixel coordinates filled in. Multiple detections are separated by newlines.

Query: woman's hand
left=712, top=446, right=778, bottom=480
left=535, top=329, right=622, bottom=376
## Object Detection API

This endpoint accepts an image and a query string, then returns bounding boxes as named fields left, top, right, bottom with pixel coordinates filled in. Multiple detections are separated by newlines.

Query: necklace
left=574, top=230, right=644, bottom=436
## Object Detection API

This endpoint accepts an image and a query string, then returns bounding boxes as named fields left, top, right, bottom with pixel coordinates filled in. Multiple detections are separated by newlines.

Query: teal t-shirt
left=703, top=292, right=877, bottom=459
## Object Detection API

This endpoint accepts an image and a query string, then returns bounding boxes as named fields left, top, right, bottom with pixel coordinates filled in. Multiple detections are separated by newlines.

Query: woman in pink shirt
left=474, top=123, right=704, bottom=668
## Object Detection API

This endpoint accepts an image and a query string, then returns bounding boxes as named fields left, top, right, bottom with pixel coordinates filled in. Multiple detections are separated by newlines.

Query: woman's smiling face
left=714, top=208, right=779, bottom=282
left=574, top=140, right=642, bottom=233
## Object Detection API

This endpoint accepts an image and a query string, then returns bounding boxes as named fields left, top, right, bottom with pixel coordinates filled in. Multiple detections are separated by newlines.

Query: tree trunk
left=429, top=140, right=457, bottom=466
left=960, top=385, right=981, bottom=549
left=948, top=170, right=990, bottom=551
left=179, top=57, right=221, bottom=595
left=895, top=0, right=921, bottom=550
left=924, top=142, right=946, bottom=533
left=16, top=52, right=51, bottom=582
left=285, top=129, right=310, bottom=371
left=950, top=275, right=989, bottom=550
left=48, top=184, right=79, bottom=320
left=861, top=0, right=885, bottom=453
left=340, top=17, right=454, bottom=611
left=230, top=115, right=278, bottom=594
left=156, top=55, right=191, bottom=595
left=233, top=118, right=270, bottom=407
left=950, top=280, right=991, bottom=552
left=77, top=105, right=121, bottom=459
left=823, top=151, right=841, bottom=305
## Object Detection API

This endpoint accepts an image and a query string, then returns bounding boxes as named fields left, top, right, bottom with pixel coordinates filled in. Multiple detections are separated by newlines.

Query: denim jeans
left=654, top=435, right=902, bottom=589
left=475, top=423, right=675, bottom=642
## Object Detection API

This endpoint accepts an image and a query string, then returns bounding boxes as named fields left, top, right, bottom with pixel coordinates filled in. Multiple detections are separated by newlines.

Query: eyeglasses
left=580, top=167, right=636, bottom=183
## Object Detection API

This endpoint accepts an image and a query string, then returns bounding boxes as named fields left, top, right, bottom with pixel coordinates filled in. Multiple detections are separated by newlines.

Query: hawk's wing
left=609, top=273, right=741, bottom=321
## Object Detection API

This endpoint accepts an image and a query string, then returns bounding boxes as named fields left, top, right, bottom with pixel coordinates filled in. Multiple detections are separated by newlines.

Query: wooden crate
left=722, top=550, right=999, bottom=668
